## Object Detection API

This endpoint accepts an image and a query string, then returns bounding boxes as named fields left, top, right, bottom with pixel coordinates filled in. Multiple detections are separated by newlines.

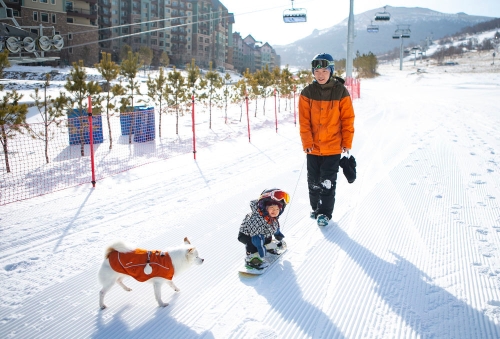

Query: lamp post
left=346, top=0, right=354, bottom=80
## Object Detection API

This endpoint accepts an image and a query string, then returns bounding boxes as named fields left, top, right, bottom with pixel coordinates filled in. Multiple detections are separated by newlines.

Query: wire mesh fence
left=1, top=99, right=299, bottom=205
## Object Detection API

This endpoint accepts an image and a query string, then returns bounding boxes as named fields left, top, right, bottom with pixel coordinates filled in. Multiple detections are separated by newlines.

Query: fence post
left=191, top=92, right=196, bottom=160
left=245, top=91, right=251, bottom=142
left=274, top=88, right=278, bottom=133
left=293, top=85, right=297, bottom=126
left=87, top=95, right=96, bottom=187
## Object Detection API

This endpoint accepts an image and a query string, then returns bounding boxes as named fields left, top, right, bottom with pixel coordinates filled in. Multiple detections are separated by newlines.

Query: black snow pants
left=306, top=154, right=341, bottom=220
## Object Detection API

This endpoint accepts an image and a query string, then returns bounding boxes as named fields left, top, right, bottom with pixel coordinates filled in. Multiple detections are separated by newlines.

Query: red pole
left=274, top=88, right=278, bottom=133
left=245, top=91, right=251, bottom=142
left=293, top=85, right=296, bottom=126
left=87, top=95, right=96, bottom=187
left=191, top=92, right=196, bottom=160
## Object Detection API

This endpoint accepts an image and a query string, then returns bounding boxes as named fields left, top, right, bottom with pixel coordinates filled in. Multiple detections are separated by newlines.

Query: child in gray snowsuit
left=238, top=188, right=289, bottom=268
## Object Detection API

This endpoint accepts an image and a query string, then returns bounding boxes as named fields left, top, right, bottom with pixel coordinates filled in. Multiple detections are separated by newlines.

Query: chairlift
left=367, top=21, right=379, bottom=33
left=374, top=6, right=391, bottom=21
left=283, top=0, right=307, bottom=23
left=402, top=31, right=411, bottom=39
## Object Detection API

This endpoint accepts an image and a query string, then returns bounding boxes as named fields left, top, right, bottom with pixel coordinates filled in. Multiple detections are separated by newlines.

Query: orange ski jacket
left=299, top=77, right=355, bottom=156
left=108, top=249, right=174, bottom=282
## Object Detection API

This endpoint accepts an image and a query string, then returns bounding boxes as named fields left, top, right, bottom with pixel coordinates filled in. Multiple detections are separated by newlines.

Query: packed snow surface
left=1, top=57, right=500, bottom=338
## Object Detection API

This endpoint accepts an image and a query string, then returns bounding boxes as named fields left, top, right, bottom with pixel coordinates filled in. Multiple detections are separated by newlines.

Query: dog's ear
left=184, top=237, right=191, bottom=245
left=188, top=248, right=195, bottom=253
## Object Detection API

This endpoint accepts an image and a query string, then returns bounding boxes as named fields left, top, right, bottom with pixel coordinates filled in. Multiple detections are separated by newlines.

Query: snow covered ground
left=1, top=55, right=500, bottom=338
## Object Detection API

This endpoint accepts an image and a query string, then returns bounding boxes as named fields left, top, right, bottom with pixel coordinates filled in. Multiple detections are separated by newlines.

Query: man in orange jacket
left=299, top=53, right=355, bottom=226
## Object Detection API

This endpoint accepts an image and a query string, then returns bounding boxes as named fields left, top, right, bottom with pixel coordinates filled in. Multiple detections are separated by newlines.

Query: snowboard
left=239, top=241, right=287, bottom=275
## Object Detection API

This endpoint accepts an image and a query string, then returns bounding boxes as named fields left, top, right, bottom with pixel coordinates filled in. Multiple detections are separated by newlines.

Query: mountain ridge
left=275, top=6, right=496, bottom=68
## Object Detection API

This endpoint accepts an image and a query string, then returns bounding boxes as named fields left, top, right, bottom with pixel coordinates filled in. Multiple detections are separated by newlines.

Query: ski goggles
left=259, top=190, right=290, bottom=204
left=312, top=59, right=334, bottom=69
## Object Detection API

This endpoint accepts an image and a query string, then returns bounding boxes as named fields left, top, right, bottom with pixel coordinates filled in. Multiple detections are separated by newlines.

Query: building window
left=68, top=33, right=73, bottom=40
left=30, top=28, right=38, bottom=34
left=52, top=14, right=56, bottom=23
left=51, top=0, right=55, bottom=4
left=33, top=11, right=38, bottom=21
left=13, top=10, right=20, bottom=16
left=67, top=17, right=73, bottom=23
left=40, top=0, right=47, bottom=3
left=41, top=13, right=49, bottom=22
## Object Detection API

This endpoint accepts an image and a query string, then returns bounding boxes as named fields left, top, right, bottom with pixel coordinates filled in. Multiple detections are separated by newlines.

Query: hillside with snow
left=1, top=48, right=500, bottom=338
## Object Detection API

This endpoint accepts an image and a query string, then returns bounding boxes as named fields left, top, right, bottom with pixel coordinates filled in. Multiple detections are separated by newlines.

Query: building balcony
left=66, top=5, right=98, bottom=20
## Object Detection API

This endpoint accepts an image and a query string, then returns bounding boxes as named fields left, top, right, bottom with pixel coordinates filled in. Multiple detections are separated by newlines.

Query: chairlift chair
left=374, top=6, right=391, bottom=21
left=402, top=31, right=411, bottom=39
left=367, top=21, right=379, bottom=33
left=393, top=29, right=401, bottom=39
left=283, top=0, right=307, bottom=23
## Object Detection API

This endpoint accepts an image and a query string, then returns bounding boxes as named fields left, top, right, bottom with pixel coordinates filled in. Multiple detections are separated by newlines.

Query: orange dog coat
left=108, top=249, right=174, bottom=282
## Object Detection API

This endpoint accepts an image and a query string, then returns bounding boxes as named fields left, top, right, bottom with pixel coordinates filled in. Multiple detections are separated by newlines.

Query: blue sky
left=221, top=0, right=500, bottom=46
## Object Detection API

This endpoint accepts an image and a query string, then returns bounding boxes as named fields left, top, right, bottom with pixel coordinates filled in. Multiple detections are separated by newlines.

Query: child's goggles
left=312, top=59, right=334, bottom=69
left=259, top=190, right=290, bottom=204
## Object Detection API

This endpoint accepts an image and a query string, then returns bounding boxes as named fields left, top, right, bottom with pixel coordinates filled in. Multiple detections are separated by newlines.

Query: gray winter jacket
left=239, top=200, right=280, bottom=238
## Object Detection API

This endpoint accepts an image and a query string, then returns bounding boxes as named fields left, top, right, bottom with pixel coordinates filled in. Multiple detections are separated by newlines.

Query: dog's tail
left=104, top=241, right=135, bottom=258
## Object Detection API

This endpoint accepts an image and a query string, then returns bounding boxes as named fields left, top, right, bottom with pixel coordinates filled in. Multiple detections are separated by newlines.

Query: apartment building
left=230, top=33, right=279, bottom=74
left=1, top=0, right=280, bottom=71
left=1, top=0, right=99, bottom=65
left=99, top=0, right=231, bottom=69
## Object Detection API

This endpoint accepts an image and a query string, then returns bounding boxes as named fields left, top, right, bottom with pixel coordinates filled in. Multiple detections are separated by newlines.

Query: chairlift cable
left=54, top=0, right=320, bottom=52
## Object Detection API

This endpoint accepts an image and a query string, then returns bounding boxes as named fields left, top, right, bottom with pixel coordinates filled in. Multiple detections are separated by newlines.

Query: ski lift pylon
left=283, top=0, right=307, bottom=23
left=374, top=6, right=391, bottom=21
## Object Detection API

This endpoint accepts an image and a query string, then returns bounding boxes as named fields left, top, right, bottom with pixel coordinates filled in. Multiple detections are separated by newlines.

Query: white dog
left=98, top=237, right=204, bottom=309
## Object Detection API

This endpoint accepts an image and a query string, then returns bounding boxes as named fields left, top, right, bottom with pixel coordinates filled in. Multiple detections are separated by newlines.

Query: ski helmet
left=311, top=53, right=335, bottom=76
left=257, top=188, right=289, bottom=217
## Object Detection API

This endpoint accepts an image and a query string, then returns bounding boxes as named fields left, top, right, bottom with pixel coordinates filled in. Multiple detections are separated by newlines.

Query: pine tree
left=0, top=51, right=29, bottom=173
left=29, top=74, right=69, bottom=163
left=146, top=67, right=168, bottom=137
left=204, top=62, right=223, bottom=129
left=120, top=51, right=141, bottom=143
left=166, top=67, right=187, bottom=135
left=95, top=52, right=126, bottom=149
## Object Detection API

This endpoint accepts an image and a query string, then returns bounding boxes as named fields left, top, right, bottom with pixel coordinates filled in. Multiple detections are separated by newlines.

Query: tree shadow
left=321, top=224, right=500, bottom=337
left=241, top=260, right=345, bottom=338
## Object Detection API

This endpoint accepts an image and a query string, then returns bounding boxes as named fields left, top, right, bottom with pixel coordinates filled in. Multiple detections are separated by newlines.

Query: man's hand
left=342, top=147, right=350, bottom=153
left=305, top=147, right=313, bottom=153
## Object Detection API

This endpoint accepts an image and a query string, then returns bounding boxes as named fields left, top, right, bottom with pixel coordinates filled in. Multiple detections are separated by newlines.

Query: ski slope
left=1, top=61, right=500, bottom=338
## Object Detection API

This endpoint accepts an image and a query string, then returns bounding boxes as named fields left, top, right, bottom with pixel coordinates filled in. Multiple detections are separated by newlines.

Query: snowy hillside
left=1, top=54, right=500, bottom=338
